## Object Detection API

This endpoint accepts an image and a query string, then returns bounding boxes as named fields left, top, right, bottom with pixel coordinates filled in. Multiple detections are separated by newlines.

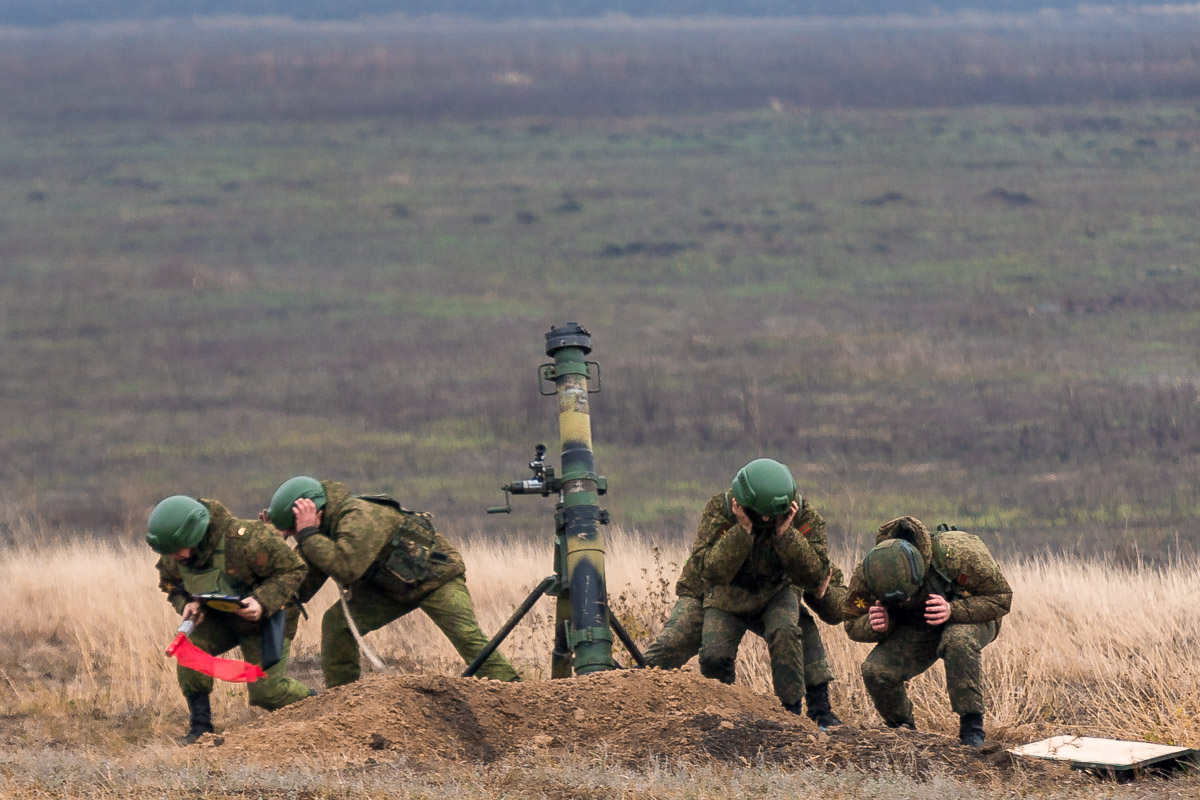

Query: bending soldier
left=843, top=516, right=1012, bottom=747
left=645, top=541, right=847, bottom=728
left=689, top=458, right=846, bottom=726
left=266, top=476, right=519, bottom=687
left=148, top=495, right=314, bottom=744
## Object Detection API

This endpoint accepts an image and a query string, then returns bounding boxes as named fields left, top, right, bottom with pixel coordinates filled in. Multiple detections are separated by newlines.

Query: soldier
left=688, top=458, right=846, bottom=725
left=645, top=552, right=846, bottom=727
left=147, top=495, right=314, bottom=744
left=266, top=476, right=519, bottom=687
left=843, top=516, right=1012, bottom=747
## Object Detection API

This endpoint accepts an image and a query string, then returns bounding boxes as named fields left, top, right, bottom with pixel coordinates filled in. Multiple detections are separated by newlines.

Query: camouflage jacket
left=294, top=480, right=466, bottom=605
left=675, top=537, right=847, bottom=624
left=156, top=499, right=307, bottom=619
left=691, top=491, right=835, bottom=615
left=843, top=516, right=1013, bottom=643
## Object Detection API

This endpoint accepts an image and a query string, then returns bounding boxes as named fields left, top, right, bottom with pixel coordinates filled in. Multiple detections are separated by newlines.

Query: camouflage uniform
left=156, top=500, right=312, bottom=709
left=688, top=492, right=842, bottom=707
left=645, top=552, right=846, bottom=691
left=642, top=544, right=707, bottom=670
left=294, top=480, right=518, bottom=687
left=843, top=517, right=1012, bottom=727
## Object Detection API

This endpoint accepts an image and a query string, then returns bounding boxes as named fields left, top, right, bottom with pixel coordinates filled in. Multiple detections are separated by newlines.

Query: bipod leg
left=608, top=610, right=647, bottom=668
left=462, top=574, right=556, bottom=678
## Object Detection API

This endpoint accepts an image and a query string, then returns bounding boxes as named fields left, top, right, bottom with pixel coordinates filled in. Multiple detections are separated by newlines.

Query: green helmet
left=268, top=476, right=327, bottom=530
left=731, top=458, right=798, bottom=518
left=146, top=496, right=210, bottom=555
left=862, top=539, right=926, bottom=603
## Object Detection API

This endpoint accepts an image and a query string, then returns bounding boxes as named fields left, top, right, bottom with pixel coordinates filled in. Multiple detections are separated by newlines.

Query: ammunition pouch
left=364, top=509, right=450, bottom=597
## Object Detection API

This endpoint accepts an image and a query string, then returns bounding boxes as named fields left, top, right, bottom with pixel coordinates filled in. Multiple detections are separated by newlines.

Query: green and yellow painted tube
left=544, top=322, right=613, bottom=675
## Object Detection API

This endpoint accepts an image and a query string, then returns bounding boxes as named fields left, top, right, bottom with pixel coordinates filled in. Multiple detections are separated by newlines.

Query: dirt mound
left=199, top=669, right=1062, bottom=783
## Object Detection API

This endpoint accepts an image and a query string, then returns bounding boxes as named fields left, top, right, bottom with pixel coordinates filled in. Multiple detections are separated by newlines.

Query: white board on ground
left=1009, top=736, right=1197, bottom=771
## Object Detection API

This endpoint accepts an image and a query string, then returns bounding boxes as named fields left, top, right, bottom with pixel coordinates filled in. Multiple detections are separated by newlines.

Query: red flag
left=165, top=631, right=267, bottom=683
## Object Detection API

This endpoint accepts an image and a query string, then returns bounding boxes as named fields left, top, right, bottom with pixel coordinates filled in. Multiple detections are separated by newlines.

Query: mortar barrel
left=545, top=322, right=613, bottom=675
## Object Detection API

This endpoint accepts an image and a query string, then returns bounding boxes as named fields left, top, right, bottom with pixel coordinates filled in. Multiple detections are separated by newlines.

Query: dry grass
left=3, top=528, right=1199, bottom=798
left=3, top=529, right=1198, bottom=747
left=0, top=747, right=1088, bottom=800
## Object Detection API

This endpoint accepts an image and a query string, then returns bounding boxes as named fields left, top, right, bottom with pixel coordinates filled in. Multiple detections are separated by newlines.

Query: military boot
left=885, top=716, right=917, bottom=731
left=804, top=682, right=843, bottom=729
left=959, top=713, right=985, bottom=747
left=180, top=692, right=213, bottom=745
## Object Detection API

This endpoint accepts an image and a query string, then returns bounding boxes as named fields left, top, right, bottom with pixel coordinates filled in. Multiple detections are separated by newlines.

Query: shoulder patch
left=236, top=527, right=247, bottom=537
left=255, top=552, right=268, bottom=569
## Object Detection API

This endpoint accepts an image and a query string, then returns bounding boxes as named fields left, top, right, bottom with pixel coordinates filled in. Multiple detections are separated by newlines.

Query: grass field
left=2, top=533, right=1199, bottom=797
left=4, top=90, right=1200, bottom=556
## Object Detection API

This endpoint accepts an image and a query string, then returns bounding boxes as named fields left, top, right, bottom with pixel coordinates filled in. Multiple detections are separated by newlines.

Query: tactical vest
left=179, top=531, right=248, bottom=607
left=357, top=495, right=451, bottom=596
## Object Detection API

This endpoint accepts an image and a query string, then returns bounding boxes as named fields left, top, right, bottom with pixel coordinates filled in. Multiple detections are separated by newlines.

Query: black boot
left=804, top=682, right=843, bottom=729
left=959, top=712, right=985, bottom=747
left=180, top=692, right=214, bottom=745
left=885, top=716, right=917, bottom=731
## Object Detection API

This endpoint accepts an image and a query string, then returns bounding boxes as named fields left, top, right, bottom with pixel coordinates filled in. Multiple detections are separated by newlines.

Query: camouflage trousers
left=647, top=594, right=834, bottom=688
left=322, top=575, right=519, bottom=687
left=860, top=620, right=999, bottom=725
left=177, top=613, right=312, bottom=710
left=698, top=587, right=811, bottom=707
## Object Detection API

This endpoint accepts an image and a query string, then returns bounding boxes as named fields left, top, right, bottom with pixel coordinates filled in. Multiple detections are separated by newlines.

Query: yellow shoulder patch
left=236, top=527, right=247, bottom=537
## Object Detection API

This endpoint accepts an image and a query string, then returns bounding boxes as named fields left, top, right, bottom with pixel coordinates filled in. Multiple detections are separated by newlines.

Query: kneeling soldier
left=843, top=516, right=1012, bottom=747
left=148, top=495, right=314, bottom=744
left=267, top=476, right=519, bottom=687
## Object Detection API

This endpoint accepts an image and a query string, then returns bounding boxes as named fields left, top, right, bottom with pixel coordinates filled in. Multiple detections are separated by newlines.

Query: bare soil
left=195, top=668, right=1070, bottom=785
